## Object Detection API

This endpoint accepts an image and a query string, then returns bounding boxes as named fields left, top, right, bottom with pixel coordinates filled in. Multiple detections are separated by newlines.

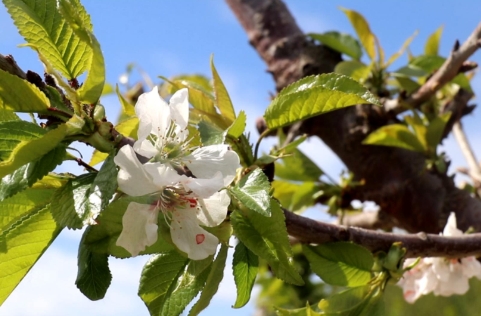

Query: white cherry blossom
left=398, top=212, right=481, bottom=303
left=114, top=87, right=239, bottom=259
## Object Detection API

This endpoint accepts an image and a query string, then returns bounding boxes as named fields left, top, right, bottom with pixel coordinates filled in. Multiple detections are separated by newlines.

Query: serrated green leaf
left=303, top=242, right=373, bottom=287
left=425, top=25, right=443, bottom=56
left=231, top=199, right=303, bottom=285
left=198, top=120, right=225, bottom=146
left=0, top=69, right=50, bottom=113
left=88, top=151, right=118, bottom=217
left=334, top=61, right=371, bottom=83
left=264, top=74, right=380, bottom=129
left=231, top=168, right=271, bottom=216
left=50, top=173, right=97, bottom=229
left=139, top=252, right=212, bottom=316
left=75, top=235, right=112, bottom=300
left=309, top=31, right=362, bottom=60
left=58, top=0, right=105, bottom=104
left=3, top=0, right=92, bottom=79
left=227, top=110, right=246, bottom=138
left=0, top=121, right=45, bottom=161
left=189, top=244, right=228, bottom=316
left=0, top=123, right=67, bottom=178
left=0, top=204, right=61, bottom=305
left=363, top=124, right=426, bottom=152
left=83, top=196, right=174, bottom=257
left=232, top=241, right=258, bottom=308
left=211, top=57, right=236, bottom=124
left=276, top=148, right=323, bottom=182
left=340, top=8, right=376, bottom=61
left=0, top=144, right=66, bottom=201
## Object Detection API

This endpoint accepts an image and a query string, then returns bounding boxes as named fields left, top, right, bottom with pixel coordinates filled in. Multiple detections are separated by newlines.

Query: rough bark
left=226, top=0, right=481, bottom=234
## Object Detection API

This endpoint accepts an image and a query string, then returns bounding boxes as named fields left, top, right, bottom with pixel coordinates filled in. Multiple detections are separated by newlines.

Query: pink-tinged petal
left=186, top=144, right=240, bottom=186
left=196, top=191, right=230, bottom=227
left=181, top=171, right=225, bottom=198
left=442, top=212, right=463, bottom=237
left=170, top=207, right=219, bottom=260
left=114, top=146, right=159, bottom=196
left=116, top=202, right=159, bottom=257
left=169, top=88, right=189, bottom=137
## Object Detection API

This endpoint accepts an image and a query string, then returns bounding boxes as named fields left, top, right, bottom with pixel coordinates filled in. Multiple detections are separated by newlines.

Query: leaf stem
left=254, top=128, right=271, bottom=161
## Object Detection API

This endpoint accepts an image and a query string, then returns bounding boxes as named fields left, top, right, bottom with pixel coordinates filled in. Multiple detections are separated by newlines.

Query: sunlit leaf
left=426, top=112, right=451, bottom=150
left=363, top=124, right=426, bottom=152
left=265, top=73, right=380, bottom=129
left=232, top=241, right=258, bottom=308
left=340, top=8, right=376, bottom=61
left=211, top=56, right=236, bottom=124
left=276, top=148, right=323, bottom=182
left=309, top=31, right=362, bottom=60
left=386, top=30, right=418, bottom=67
left=334, top=60, right=371, bottom=83
left=231, top=168, right=271, bottom=217
left=303, top=242, right=373, bottom=287
left=425, top=25, right=444, bottom=56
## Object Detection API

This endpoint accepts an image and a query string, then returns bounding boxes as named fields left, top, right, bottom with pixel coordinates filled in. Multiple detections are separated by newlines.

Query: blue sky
left=1, top=1, right=481, bottom=315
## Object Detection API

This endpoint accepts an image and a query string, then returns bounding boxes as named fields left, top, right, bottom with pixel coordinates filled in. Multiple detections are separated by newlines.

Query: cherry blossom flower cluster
left=114, top=87, right=240, bottom=260
left=398, top=212, right=481, bottom=303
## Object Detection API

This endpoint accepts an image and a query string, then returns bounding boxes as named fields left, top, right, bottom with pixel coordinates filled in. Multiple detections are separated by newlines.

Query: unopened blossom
left=398, top=213, right=481, bottom=303
left=114, top=87, right=239, bottom=260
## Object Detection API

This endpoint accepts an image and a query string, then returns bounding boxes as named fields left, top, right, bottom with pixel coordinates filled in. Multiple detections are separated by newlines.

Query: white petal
left=116, top=202, right=159, bottom=257
left=185, top=144, right=240, bottom=186
left=143, top=163, right=184, bottom=188
left=461, top=257, right=481, bottom=279
left=196, top=190, right=230, bottom=227
left=169, top=88, right=189, bottom=133
left=114, top=146, right=159, bottom=196
left=443, top=212, right=463, bottom=236
left=181, top=171, right=225, bottom=198
left=170, top=207, right=219, bottom=260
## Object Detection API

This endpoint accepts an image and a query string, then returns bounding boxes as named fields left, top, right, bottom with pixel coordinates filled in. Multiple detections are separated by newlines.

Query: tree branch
left=384, top=22, right=481, bottom=114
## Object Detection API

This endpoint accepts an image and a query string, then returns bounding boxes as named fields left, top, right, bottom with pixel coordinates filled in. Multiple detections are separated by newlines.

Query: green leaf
left=116, top=84, right=135, bottom=122
left=386, top=30, right=418, bottom=67
left=139, top=252, right=212, bottom=316
left=392, top=76, right=420, bottom=94
left=211, top=56, right=236, bottom=124
left=0, top=121, right=45, bottom=161
left=409, top=55, right=444, bottom=73
left=231, top=168, right=271, bottom=217
left=363, top=124, right=426, bottom=153
left=58, top=0, right=105, bottom=104
left=276, top=303, right=322, bottom=316
left=309, top=31, right=362, bottom=60
left=227, top=110, right=246, bottom=138
left=88, top=151, right=118, bottom=218
left=83, top=196, right=174, bottom=257
left=0, top=204, right=61, bottom=305
left=0, top=123, right=67, bottom=178
left=318, top=285, right=370, bottom=314
left=340, top=8, right=376, bottom=61
left=189, top=244, right=228, bottom=316
left=3, top=0, right=92, bottom=79
left=198, top=120, right=225, bottom=146
left=231, top=199, right=303, bottom=285
left=334, top=61, right=371, bottom=83
left=404, top=115, right=428, bottom=150
left=75, top=235, right=112, bottom=300
left=0, top=109, right=20, bottom=121
left=0, top=69, right=50, bottom=113
left=0, top=144, right=66, bottom=201
left=51, top=173, right=97, bottom=229
left=425, top=25, right=443, bottom=56
left=303, top=242, right=373, bottom=287
left=264, top=74, right=380, bottom=129
left=232, top=241, right=259, bottom=308
left=426, top=112, right=451, bottom=150
left=276, top=148, right=323, bottom=182
left=290, top=181, right=319, bottom=212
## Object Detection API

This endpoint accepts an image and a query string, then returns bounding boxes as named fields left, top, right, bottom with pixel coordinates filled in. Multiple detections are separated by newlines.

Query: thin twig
left=75, top=158, right=98, bottom=173
left=384, top=22, right=481, bottom=114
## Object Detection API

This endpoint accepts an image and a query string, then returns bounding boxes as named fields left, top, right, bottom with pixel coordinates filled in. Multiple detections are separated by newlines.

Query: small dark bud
left=262, top=162, right=275, bottom=183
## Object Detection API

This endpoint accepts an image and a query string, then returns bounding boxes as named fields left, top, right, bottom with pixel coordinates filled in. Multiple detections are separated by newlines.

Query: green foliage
left=363, top=124, right=426, bottom=152
left=233, top=241, right=259, bottom=308
left=309, top=32, right=362, bottom=60
left=318, top=285, right=384, bottom=315
left=340, top=8, right=377, bottom=61
left=211, top=56, right=236, bottom=124
left=189, top=244, right=228, bottom=316
left=303, top=242, right=373, bottom=287
left=2, top=0, right=92, bottom=79
left=138, top=251, right=212, bottom=316
left=425, top=25, right=444, bottom=56
left=264, top=74, right=380, bottom=129
left=231, top=199, right=304, bottom=286
left=75, top=236, right=112, bottom=300
left=0, top=69, right=50, bottom=113
left=334, top=61, right=371, bottom=83
left=0, top=204, right=61, bottom=305
left=276, top=148, right=323, bottom=182
left=0, top=123, right=67, bottom=178
left=231, top=168, right=271, bottom=216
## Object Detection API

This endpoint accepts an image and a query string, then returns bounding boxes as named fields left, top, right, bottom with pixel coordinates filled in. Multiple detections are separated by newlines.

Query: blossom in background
left=114, top=87, right=240, bottom=260
left=398, top=212, right=481, bottom=303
